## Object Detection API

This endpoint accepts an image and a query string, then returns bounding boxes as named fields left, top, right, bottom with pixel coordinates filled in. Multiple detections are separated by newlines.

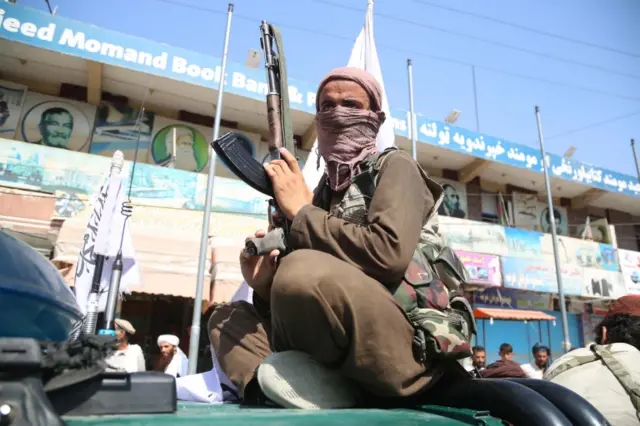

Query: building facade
left=1, top=3, right=639, bottom=363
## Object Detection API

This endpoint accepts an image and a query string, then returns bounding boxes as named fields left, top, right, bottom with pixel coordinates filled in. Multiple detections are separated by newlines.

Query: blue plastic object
left=0, top=230, right=82, bottom=341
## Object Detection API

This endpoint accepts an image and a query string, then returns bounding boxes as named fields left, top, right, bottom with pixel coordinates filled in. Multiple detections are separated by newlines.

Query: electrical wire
left=312, top=0, right=640, bottom=82
left=411, top=0, right=640, bottom=60
left=544, top=109, right=640, bottom=141
left=146, top=0, right=640, bottom=104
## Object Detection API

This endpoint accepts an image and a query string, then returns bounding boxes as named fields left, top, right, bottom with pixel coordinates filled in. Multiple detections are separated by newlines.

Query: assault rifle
left=212, top=21, right=296, bottom=257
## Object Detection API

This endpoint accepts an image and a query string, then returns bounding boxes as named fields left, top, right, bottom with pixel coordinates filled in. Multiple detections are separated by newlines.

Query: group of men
left=469, top=342, right=550, bottom=379
left=104, top=318, right=189, bottom=378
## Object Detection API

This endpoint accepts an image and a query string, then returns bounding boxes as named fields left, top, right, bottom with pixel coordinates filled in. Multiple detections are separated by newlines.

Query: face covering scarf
left=316, top=105, right=384, bottom=192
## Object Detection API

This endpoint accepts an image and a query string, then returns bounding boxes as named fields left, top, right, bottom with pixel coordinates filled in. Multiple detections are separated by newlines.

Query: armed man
left=208, top=66, right=474, bottom=409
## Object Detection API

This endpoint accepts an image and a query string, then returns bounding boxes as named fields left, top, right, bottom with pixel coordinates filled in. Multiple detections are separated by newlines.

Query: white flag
left=73, top=153, right=141, bottom=316
left=302, top=0, right=395, bottom=189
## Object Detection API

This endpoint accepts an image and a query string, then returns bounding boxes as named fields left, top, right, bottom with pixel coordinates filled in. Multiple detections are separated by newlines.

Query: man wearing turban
left=156, top=334, right=189, bottom=378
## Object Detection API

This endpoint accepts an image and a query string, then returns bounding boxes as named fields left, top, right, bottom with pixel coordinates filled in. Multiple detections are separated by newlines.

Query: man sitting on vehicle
left=545, top=295, right=640, bottom=425
left=208, top=67, right=473, bottom=409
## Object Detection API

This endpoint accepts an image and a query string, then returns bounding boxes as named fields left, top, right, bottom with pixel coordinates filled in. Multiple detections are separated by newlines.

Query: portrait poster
left=618, top=249, right=640, bottom=295
left=582, top=268, right=626, bottom=299
left=17, top=91, right=96, bottom=152
left=512, top=192, right=569, bottom=236
left=575, top=217, right=612, bottom=244
left=148, top=116, right=212, bottom=173
left=89, top=101, right=156, bottom=161
left=0, top=80, right=28, bottom=140
left=148, top=116, right=265, bottom=178
left=436, top=178, right=468, bottom=219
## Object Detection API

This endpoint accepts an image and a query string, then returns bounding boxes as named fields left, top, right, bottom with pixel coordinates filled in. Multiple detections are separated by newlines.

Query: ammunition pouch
left=402, top=243, right=475, bottom=362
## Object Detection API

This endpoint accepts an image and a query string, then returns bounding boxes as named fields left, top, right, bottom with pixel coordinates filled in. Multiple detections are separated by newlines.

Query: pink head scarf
left=315, top=67, right=386, bottom=192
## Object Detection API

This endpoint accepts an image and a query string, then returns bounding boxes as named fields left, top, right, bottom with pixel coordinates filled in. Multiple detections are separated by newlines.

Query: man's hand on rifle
left=240, top=229, right=279, bottom=302
left=264, top=147, right=313, bottom=220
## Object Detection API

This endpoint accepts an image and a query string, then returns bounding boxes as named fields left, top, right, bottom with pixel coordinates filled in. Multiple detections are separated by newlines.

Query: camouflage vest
left=546, top=344, right=640, bottom=419
left=314, top=148, right=475, bottom=361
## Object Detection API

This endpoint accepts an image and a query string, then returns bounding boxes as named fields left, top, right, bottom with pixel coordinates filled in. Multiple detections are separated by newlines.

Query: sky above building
left=19, top=0, right=640, bottom=177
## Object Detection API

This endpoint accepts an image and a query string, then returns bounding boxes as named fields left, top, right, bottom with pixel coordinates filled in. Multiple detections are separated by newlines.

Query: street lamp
left=444, top=109, right=461, bottom=125
left=563, top=146, right=577, bottom=159
left=245, top=49, right=260, bottom=69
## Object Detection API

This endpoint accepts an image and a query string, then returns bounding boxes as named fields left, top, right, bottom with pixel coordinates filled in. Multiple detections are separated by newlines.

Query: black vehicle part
left=430, top=378, right=573, bottom=426
left=0, top=336, right=177, bottom=425
left=505, top=378, right=611, bottom=426
left=49, top=371, right=176, bottom=417
left=0, top=339, right=64, bottom=426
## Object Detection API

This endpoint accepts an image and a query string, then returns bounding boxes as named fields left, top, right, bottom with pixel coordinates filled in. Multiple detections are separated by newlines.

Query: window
left=481, top=192, right=499, bottom=223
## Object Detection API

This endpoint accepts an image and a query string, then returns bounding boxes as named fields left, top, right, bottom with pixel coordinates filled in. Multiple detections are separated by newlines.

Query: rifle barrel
left=260, top=22, right=278, bottom=94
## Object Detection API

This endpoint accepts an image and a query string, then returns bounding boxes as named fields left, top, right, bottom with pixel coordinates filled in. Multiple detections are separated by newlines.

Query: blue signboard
left=504, top=227, right=543, bottom=259
left=502, top=256, right=583, bottom=296
left=1, top=3, right=639, bottom=198
left=415, top=119, right=640, bottom=198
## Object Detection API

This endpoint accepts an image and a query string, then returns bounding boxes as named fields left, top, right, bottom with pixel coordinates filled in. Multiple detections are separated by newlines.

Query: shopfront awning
left=53, top=205, right=213, bottom=301
left=473, top=307, right=556, bottom=321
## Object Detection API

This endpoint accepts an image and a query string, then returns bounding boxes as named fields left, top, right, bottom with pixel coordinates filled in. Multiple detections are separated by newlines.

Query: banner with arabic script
left=439, top=216, right=508, bottom=256
left=415, top=116, right=640, bottom=198
left=473, top=287, right=553, bottom=311
left=501, top=256, right=583, bottom=296
left=455, top=250, right=501, bottom=286
left=618, top=249, right=640, bottom=294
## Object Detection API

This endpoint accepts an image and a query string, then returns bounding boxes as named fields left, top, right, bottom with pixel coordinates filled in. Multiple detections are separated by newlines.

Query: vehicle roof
left=64, top=402, right=503, bottom=425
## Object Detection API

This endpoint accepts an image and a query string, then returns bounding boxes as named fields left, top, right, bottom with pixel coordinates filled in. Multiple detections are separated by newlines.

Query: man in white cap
left=105, top=318, right=146, bottom=373
left=157, top=334, right=189, bottom=378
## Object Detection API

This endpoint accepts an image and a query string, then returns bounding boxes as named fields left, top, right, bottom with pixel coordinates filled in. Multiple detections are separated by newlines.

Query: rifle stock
left=211, top=21, right=295, bottom=257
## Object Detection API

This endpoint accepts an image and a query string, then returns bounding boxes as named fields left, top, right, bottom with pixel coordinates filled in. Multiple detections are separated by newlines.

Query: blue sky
left=20, top=0, right=640, bottom=176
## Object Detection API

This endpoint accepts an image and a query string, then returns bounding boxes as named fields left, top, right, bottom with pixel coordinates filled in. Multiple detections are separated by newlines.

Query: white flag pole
left=407, top=58, right=417, bottom=161
left=171, top=127, right=177, bottom=168
left=190, top=2, right=234, bottom=375
left=632, top=138, right=640, bottom=183
left=80, top=152, right=125, bottom=335
left=535, top=105, right=571, bottom=353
